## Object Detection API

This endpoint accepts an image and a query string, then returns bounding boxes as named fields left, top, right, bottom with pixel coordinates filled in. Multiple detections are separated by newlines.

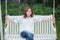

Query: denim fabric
left=20, top=31, right=34, bottom=40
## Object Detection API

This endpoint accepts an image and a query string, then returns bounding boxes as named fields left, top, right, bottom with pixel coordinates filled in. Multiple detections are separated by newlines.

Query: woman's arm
left=5, top=15, right=17, bottom=23
left=34, top=16, right=55, bottom=22
left=42, top=17, right=55, bottom=22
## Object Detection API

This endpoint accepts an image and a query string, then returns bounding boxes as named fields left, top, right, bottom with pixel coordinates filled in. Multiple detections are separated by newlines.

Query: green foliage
left=32, top=4, right=53, bottom=15
left=1, top=2, right=5, bottom=24
left=55, top=5, right=60, bottom=21
left=7, top=3, right=29, bottom=15
left=6, top=2, right=53, bottom=15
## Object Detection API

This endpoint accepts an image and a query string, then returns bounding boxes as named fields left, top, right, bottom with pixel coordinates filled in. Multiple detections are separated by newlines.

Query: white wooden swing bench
left=4, top=15, right=57, bottom=40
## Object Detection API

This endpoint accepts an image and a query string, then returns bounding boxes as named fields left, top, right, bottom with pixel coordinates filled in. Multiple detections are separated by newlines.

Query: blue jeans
left=20, top=31, right=34, bottom=40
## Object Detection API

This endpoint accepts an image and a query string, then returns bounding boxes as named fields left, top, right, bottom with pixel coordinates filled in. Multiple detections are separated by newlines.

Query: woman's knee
left=20, top=31, right=34, bottom=40
left=20, top=31, right=28, bottom=38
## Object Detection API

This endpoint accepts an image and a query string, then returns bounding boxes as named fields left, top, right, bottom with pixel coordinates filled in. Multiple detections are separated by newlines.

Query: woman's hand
left=5, top=15, right=10, bottom=20
left=51, top=17, right=55, bottom=23
left=5, top=15, right=15, bottom=23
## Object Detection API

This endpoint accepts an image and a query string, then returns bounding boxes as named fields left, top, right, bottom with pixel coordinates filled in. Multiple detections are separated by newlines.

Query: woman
left=5, top=7, right=55, bottom=40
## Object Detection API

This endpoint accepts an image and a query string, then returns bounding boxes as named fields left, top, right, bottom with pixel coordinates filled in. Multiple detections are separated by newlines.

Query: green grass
left=56, top=21, right=60, bottom=40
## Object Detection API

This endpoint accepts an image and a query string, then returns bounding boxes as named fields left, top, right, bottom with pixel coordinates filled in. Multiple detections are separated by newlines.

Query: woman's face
left=26, top=9, right=32, bottom=17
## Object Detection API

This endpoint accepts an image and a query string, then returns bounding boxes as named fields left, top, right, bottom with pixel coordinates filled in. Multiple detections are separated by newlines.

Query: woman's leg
left=27, top=32, right=34, bottom=40
left=20, top=31, right=28, bottom=38
left=20, top=31, right=34, bottom=40
left=26, top=38, right=29, bottom=40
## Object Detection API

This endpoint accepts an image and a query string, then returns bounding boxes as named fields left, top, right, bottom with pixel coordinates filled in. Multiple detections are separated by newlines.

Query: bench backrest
left=5, top=15, right=56, bottom=36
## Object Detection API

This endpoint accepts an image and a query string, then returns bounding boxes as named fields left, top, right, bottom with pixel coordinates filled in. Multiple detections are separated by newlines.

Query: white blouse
left=14, top=16, right=40, bottom=34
